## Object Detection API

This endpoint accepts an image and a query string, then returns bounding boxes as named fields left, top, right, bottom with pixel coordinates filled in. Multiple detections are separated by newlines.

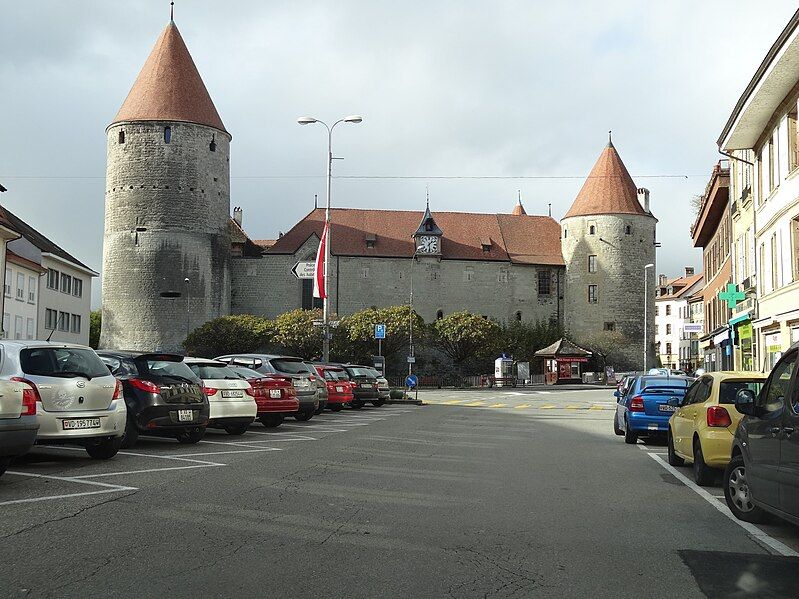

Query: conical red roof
left=111, top=21, right=227, bottom=134
left=511, top=200, right=527, bottom=216
left=563, top=142, right=646, bottom=219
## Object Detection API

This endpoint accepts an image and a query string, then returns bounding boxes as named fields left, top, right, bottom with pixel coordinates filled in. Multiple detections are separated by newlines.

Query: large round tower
left=561, top=139, right=657, bottom=371
left=101, top=18, right=231, bottom=352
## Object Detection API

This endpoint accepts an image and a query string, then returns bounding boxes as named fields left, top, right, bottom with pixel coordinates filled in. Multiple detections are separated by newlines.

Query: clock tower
left=413, top=201, right=443, bottom=257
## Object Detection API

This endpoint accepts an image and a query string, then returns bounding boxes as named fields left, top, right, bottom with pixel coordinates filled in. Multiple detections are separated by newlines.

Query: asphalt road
left=2, top=387, right=799, bottom=598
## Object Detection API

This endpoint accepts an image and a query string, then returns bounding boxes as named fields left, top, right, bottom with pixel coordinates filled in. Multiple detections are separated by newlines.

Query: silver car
left=366, top=367, right=390, bottom=403
left=0, top=342, right=126, bottom=459
left=184, top=358, right=257, bottom=435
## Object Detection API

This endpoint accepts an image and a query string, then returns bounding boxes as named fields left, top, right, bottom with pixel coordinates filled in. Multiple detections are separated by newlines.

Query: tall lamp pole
left=643, top=263, right=654, bottom=372
left=297, top=115, right=363, bottom=362
left=184, top=277, right=190, bottom=343
left=408, top=246, right=423, bottom=376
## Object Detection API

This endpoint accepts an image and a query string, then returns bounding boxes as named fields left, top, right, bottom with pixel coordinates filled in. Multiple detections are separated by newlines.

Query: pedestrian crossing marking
left=488, top=403, right=508, bottom=408
left=514, top=404, right=530, bottom=409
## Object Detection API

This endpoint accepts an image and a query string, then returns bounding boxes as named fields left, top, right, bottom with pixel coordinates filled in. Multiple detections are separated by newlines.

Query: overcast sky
left=1, top=1, right=797, bottom=308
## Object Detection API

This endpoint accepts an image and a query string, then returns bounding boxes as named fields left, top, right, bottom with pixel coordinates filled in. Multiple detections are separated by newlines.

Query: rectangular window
left=58, top=311, right=69, bottom=332
left=463, top=267, right=474, bottom=282
left=666, top=324, right=672, bottom=335
left=603, top=322, right=615, bottom=332
left=666, top=305, right=671, bottom=316
left=15, top=272, right=24, bottom=301
left=588, top=255, right=597, bottom=273
left=771, top=233, right=778, bottom=291
left=666, top=342, right=672, bottom=355
left=47, top=268, right=59, bottom=290
left=538, top=270, right=551, bottom=295
left=13, top=316, right=22, bottom=340
left=71, top=314, right=81, bottom=334
left=2, top=313, right=8, bottom=339
left=497, top=270, right=508, bottom=283
left=768, top=136, right=775, bottom=192
left=789, top=109, right=798, bottom=172
left=792, top=217, right=799, bottom=281
left=26, top=318, right=34, bottom=340
left=4, top=268, right=10, bottom=297
left=72, top=278, right=83, bottom=298
left=655, top=306, right=659, bottom=316
left=300, top=279, right=323, bottom=311
left=45, top=309, right=57, bottom=330
left=28, top=276, right=36, bottom=303
left=60, top=273, right=72, bottom=294
left=588, top=285, right=598, bottom=304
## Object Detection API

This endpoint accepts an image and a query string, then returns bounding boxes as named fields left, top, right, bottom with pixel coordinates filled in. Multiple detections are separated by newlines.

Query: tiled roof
left=253, top=239, right=276, bottom=249
left=511, top=200, right=527, bottom=216
left=111, top=21, right=227, bottom=134
left=563, top=142, right=650, bottom=219
left=656, top=274, right=704, bottom=300
left=266, top=208, right=564, bottom=265
left=534, top=337, right=592, bottom=357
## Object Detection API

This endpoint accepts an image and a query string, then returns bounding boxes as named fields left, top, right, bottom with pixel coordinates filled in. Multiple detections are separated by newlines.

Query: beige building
left=654, top=270, right=703, bottom=371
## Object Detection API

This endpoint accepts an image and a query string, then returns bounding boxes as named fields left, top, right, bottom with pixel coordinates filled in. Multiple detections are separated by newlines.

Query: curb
left=386, top=399, right=424, bottom=406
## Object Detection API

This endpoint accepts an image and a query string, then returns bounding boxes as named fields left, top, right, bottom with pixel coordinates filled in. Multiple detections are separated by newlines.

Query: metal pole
left=184, top=277, right=190, bottom=344
left=643, top=271, right=647, bottom=372
left=409, top=254, right=414, bottom=376
left=322, top=126, right=332, bottom=363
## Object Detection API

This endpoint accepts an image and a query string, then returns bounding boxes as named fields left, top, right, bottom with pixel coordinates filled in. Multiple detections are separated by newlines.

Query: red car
left=314, top=365, right=354, bottom=412
left=228, top=365, right=299, bottom=427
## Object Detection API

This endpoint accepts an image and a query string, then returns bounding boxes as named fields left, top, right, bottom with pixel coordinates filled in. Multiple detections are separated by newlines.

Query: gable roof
left=534, top=338, right=592, bottom=357
left=656, top=274, right=704, bottom=300
left=563, top=141, right=650, bottom=219
left=266, top=208, right=564, bottom=266
left=111, top=21, right=227, bottom=135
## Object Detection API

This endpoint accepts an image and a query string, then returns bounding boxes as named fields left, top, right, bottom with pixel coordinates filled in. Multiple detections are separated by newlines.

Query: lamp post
left=297, top=115, right=363, bottom=363
left=643, top=263, right=654, bottom=372
left=408, top=246, right=424, bottom=376
left=184, top=277, right=190, bottom=343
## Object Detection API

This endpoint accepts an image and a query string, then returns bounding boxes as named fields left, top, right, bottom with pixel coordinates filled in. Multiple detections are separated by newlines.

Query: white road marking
left=649, top=454, right=799, bottom=557
left=70, top=464, right=223, bottom=479
left=0, top=471, right=138, bottom=506
left=0, top=488, right=133, bottom=506
left=163, top=448, right=282, bottom=457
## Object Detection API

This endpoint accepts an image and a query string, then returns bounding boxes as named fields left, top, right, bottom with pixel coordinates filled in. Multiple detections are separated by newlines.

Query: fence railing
left=386, top=373, right=546, bottom=388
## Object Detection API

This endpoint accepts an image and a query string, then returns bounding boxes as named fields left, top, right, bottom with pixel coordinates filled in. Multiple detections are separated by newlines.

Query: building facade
left=654, top=270, right=703, bottom=371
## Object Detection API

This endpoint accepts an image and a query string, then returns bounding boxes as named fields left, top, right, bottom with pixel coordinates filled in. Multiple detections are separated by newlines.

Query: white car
left=0, top=378, right=39, bottom=476
left=184, top=358, right=256, bottom=435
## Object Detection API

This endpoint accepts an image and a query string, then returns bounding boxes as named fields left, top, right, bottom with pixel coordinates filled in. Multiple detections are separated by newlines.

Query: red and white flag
left=313, top=221, right=328, bottom=299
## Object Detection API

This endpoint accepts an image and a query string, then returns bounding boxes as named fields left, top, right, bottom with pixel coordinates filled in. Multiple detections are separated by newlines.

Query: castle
left=101, top=18, right=657, bottom=370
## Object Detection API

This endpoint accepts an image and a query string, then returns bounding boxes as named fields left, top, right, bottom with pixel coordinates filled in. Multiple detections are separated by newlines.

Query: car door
left=672, top=380, right=700, bottom=456
left=746, top=351, right=795, bottom=509
left=777, top=349, right=799, bottom=517
left=616, top=377, right=635, bottom=430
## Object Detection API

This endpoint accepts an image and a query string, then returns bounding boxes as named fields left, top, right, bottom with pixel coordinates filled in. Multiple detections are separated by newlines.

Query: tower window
left=118, top=130, right=125, bottom=144
left=603, top=322, right=615, bottom=332
left=564, top=228, right=568, bottom=238
left=588, top=255, right=597, bottom=273
left=164, top=126, right=172, bottom=143
left=210, top=135, right=216, bottom=152
left=436, top=310, right=444, bottom=320
left=625, top=225, right=632, bottom=235
left=588, top=285, right=598, bottom=303
left=515, top=311, right=522, bottom=322
left=589, top=225, right=596, bottom=235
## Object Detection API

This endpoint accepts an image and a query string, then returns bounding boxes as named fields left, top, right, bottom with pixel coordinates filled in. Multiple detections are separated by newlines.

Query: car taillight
left=630, top=396, right=645, bottom=412
left=244, top=386, right=255, bottom=397
left=11, top=377, right=38, bottom=416
left=113, top=379, right=123, bottom=400
left=129, top=378, right=161, bottom=394
left=707, top=405, right=732, bottom=428
left=202, top=386, right=217, bottom=396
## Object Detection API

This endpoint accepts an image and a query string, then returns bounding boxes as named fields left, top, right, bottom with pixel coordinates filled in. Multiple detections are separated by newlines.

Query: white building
left=654, top=269, right=703, bottom=370
left=3, top=250, right=43, bottom=340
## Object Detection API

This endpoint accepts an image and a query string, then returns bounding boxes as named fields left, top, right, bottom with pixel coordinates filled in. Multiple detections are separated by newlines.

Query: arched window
left=589, top=225, right=596, bottom=235
left=436, top=310, right=444, bottom=320
left=209, top=135, right=216, bottom=152
left=164, top=126, right=172, bottom=143
left=515, top=311, right=522, bottom=322
left=118, top=130, right=125, bottom=144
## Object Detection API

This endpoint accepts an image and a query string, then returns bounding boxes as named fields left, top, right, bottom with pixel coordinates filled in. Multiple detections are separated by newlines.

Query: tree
left=499, top=319, right=563, bottom=364
left=582, top=330, right=633, bottom=373
left=89, top=310, right=101, bottom=349
left=336, top=305, right=424, bottom=364
left=431, top=311, right=501, bottom=372
left=273, top=309, right=323, bottom=359
left=183, top=314, right=274, bottom=358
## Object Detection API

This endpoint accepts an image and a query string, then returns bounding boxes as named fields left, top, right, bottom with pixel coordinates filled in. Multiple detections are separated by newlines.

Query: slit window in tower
left=210, top=135, right=216, bottom=152
left=589, top=225, right=596, bottom=235
left=515, top=311, right=522, bottom=322
left=118, top=130, right=125, bottom=144
left=436, top=310, right=444, bottom=320
left=625, top=225, right=632, bottom=235
left=164, top=126, right=172, bottom=144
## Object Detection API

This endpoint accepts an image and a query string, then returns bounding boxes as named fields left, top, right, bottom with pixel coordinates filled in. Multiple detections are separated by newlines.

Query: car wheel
left=294, top=411, right=314, bottom=422
left=329, top=404, right=343, bottom=412
left=0, top=456, right=11, bottom=477
left=667, top=430, right=684, bottom=466
left=693, top=438, right=715, bottom=486
left=314, top=405, right=324, bottom=415
left=224, top=424, right=250, bottom=436
left=623, top=417, right=638, bottom=445
left=372, top=400, right=385, bottom=407
left=724, top=454, right=768, bottom=523
left=613, top=413, right=624, bottom=436
left=85, top=436, right=123, bottom=460
left=350, top=401, right=364, bottom=410
left=121, top=417, right=139, bottom=449
left=175, top=428, right=205, bottom=444
left=259, top=414, right=283, bottom=428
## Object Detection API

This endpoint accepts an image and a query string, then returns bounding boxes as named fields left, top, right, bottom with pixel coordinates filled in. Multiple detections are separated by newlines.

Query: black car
left=97, top=351, right=209, bottom=448
left=215, top=354, right=318, bottom=421
left=725, top=342, right=799, bottom=525
left=336, top=364, right=379, bottom=409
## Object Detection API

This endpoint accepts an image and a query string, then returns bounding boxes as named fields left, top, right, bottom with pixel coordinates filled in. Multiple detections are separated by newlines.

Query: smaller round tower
left=561, top=138, right=657, bottom=370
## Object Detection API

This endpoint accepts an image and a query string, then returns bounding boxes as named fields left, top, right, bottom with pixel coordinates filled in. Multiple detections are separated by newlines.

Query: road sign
left=684, top=323, right=703, bottom=334
left=407, top=356, right=416, bottom=363
left=312, top=320, right=340, bottom=328
left=406, top=374, right=418, bottom=388
left=375, top=324, right=386, bottom=339
left=291, top=261, right=316, bottom=279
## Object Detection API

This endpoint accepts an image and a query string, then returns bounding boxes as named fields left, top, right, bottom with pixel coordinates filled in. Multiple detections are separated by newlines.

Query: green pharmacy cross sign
left=718, top=283, right=745, bottom=309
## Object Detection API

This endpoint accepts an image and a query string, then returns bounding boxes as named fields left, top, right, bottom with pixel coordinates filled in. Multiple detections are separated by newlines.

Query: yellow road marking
left=464, top=401, right=485, bottom=407
left=589, top=405, right=604, bottom=410
left=566, top=405, right=580, bottom=410
left=489, top=403, right=508, bottom=408
left=514, top=404, right=531, bottom=409
left=540, top=405, right=556, bottom=409
left=442, top=400, right=465, bottom=405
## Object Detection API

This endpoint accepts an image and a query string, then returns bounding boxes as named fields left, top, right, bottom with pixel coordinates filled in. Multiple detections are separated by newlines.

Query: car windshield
left=141, top=359, right=200, bottom=383
left=719, top=380, right=765, bottom=404
left=21, top=347, right=110, bottom=379
left=187, top=363, right=240, bottom=380
left=270, top=358, right=310, bottom=374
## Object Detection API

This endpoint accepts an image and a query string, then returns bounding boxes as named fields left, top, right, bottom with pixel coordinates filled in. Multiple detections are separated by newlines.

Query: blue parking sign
left=375, top=324, right=386, bottom=339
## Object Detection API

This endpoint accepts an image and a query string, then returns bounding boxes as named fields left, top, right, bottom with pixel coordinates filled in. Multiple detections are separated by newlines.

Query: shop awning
left=729, top=314, right=751, bottom=327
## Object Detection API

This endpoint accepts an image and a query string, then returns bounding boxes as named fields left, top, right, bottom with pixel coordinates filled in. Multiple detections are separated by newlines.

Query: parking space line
left=163, top=448, right=282, bottom=457
left=0, top=471, right=138, bottom=506
left=0, top=488, right=133, bottom=506
left=648, top=454, right=799, bottom=557
left=70, top=464, right=223, bottom=479
left=442, top=400, right=465, bottom=405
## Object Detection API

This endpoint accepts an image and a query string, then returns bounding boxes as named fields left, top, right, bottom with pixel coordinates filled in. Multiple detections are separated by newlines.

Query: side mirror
left=735, top=389, right=757, bottom=417
left=667, top=397, right=682, bottom=407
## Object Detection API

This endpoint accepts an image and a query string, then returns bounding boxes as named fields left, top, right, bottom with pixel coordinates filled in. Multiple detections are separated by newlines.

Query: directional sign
left=684, top=323, right=703, bottom=334
left=375, top=324, right=386, bottom=339
left=407, top=356, right=416, bottom=363
left=406, top=374, right=418, bottom=388
left=291, top=261, right=316, bottom=279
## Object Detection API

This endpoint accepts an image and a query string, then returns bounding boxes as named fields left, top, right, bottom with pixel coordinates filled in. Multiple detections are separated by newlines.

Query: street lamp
left=297, top=115, right=363, bottom=362
left=184, top=277, right=190, bottom=343
left=643, top=263, right=654, bottom=372
left=408, top=245, right=424, bottom=376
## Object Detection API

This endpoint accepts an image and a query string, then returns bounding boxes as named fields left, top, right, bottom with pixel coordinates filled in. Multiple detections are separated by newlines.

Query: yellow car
left=667, top=371, right=766, bottom=486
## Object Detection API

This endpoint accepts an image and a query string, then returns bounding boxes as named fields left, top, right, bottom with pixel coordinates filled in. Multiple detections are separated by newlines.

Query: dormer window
left=480, top=236, right=492, bottom=253
left=365, top=233, right=376, bottom=249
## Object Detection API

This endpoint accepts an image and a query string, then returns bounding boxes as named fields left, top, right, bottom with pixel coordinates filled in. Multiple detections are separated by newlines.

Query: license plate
left=269, top=389, right=282, bottom=399
left=336, top=386, right=344, bottom=393
left=361, top=383, right=371, bottom=388
left=62, top=418, right=101, bottom=430
left=659, top=404, right=677, bottom=412
left=221, top=390, right=243, bottom=398
left=177, top=409, right=194, bottom=422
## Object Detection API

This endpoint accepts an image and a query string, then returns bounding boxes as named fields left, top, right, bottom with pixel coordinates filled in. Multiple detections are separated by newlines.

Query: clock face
left=419, top=235, right=439, bottom=253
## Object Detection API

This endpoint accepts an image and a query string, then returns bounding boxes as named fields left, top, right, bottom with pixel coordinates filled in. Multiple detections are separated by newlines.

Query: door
left=778, top=350, right=799, bottom=517
left=746, top=351, right=796, bottom=509
left=673, top=379, right=705, bottom=456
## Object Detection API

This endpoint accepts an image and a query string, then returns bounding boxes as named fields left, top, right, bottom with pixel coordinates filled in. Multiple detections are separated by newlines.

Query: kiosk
left=534, top=338, right=592, bottom=385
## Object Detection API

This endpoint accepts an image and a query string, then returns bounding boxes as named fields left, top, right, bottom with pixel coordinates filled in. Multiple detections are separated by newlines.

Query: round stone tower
left=101, top=18, right=231, bottom=352
left=561, top=138, right=657, bottom=370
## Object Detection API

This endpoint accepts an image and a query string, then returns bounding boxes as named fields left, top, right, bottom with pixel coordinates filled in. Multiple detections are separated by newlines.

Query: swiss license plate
left=336, top=386, right=344, bottom=393
left=659, top=404, right=677, bottom=412
left=62, top=418, right=101, bottom=430
left=361, top=383, right=371, bottom=388
left=269, top=389, right=282, bottom=399
left=221, top=390, right=243, bottom=398
left=177, top=409, right=194, bottom=422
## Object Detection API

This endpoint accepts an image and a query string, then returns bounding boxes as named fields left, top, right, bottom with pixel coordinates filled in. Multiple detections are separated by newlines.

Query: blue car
left=614, top=375, right=691, bottom=444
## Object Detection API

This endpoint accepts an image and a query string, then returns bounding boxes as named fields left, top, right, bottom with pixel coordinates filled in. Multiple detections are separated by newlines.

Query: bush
left=273, top=309, right=323, bottom=359
left=90, top=310, right=101, bottom=349
left=183, top=314, right=274, bottom=358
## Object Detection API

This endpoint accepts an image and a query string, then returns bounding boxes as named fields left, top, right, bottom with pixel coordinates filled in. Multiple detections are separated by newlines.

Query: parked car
left=184, top=358, right=257, bottom=435
left=302, top=361, right=328, bottom=414
left=0, top=379, right=39, bottom=476
left=614, top=375, right=691, bottom=444
left=97, top=351, right=208, bottom=447
left=724, top=343, right=799, bottom=524
left=313, top=365, right=354, bottom=411
left=365, top=367, right=390, bottom=404
left=1, top=342, right=126, bottom=459
left=215, top=354, right=318, bottom=421
left=226, top=364, right=299, bottom=427
left=337, top=364, right=379, bottom=409
left=615, top=375, right=636, bottom=403
left=666, top=371, right=766, bottom=485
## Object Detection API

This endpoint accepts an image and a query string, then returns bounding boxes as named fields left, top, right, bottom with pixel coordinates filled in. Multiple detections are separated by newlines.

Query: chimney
left=685, top=266, right=694, bottom=277
left=658, top=274, right=667, bottom=286
left=233, top=206, right=243, bottom=227
left=637, top=187, right=650, bottom=213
